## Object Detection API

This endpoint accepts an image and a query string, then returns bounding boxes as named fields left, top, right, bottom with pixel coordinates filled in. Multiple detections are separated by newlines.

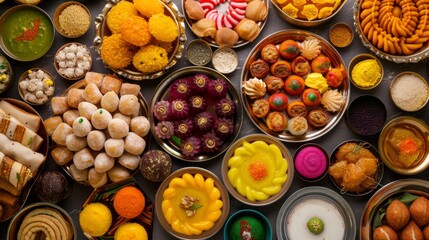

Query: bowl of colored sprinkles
left=0, top=4, right=54, bottom=61
left=390, top=71, right=429, bottom=112
left=329, top=22, right=353, bottom=48
left=221, top=134, right=294, bottom=206
left=348, top=53, right=384, bottom=90
left=378, top=116, right=429, bottom=175
left=346, top=95, right=387, bottom=136
left=224, top=209, right=272, bottom=240
left=294, top=143, right=328, bottom=182
left=53, top=1, right=91, bottom=38
left=186, top=39, right=212, bottom=66
left=155, top=167, right=229, bottom=240
left=329, top=139, right=384, bottom=196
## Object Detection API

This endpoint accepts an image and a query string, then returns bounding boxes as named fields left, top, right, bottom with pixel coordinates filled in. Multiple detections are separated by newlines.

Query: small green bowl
left=224, top=209, right=272, bottom=240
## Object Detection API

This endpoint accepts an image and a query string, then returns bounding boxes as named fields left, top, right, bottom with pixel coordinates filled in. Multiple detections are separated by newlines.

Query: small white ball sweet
left=87, top=130, right=106, bottom=151
left=91, top=108, right=112, bottom=130
left=124, top=132, right=145, bottom=155
left=104, top=138, right=124, bottom=158
left=72, top=117, right=92, bottom=137
left=108, top=118, right=129, bottom=139
left=130, top=116, right=150, bottom=137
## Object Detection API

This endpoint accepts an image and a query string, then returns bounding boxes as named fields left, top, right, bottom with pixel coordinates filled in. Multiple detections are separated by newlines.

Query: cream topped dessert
left=294, top=146, right=327, bottom=180
left=286, top=198, right=345, bottom=240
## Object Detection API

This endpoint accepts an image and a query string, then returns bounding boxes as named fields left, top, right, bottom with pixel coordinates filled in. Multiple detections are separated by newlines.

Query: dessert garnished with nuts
left=180, top=195, right=202, bottom=217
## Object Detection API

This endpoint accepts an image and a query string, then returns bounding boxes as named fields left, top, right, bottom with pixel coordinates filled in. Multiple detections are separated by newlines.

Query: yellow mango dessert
left=161, top=173, right=223, bottom=235
left=227, top=140, right=288, bottom=201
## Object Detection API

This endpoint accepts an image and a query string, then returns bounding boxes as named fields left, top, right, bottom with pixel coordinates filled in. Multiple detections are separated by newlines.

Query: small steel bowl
left=353, top=1, right=429, bottom=63
left=155, top=167, right=230, bottom=240
left=241, top=29, right=350, bottom=143
left=186, top=39, right=212, bottom=66
left=0, top=4, right=55, bottom=61
left=7, top=202, right=77, bottom=240
left=348, top=53, right=384, bottom=90
left=271, top=0, right=348, bottom=27
left=378, top=116, right=429, bottom=175
left=53, top=1, right=91, bottom=38
left=212, top=47, right=238, bottom=74
left=18, top=68, right=55, bottom=106
left=224, top=209, right=272, bottom=240
left=329, top=139, right=384, bottom=196
left=293, top=143, right=329, bottom=182
left=54, top=42, right=92, bottom=80
left=276, top=186, right=356, bottom=240
left=360, top=179, right=429, bottom=240
left=390, top=71, right=429, bottom=112
left=221, top=134, right=294, bottom=206
left=346, top=95, right=387, bottom=136
left=329, top=22, right=354, bottom=48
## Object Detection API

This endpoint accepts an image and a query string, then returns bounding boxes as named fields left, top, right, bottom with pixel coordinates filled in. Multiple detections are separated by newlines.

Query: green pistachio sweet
left=307, top=217, right=324, bottom=234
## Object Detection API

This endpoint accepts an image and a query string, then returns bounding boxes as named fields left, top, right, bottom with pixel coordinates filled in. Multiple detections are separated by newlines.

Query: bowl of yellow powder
left=53, top=1, right=91, bottom=38
left=348, top=54, right=384, bottom=90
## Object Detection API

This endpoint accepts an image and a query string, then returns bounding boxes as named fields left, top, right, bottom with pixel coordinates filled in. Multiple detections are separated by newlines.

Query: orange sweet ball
left=113, top=186, right=146, bottom=218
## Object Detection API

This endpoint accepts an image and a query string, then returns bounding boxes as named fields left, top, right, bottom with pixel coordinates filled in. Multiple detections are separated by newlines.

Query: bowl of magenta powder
left=346, top=95, right=387, bottom=136
left=293, top=143, right=329, bottom=182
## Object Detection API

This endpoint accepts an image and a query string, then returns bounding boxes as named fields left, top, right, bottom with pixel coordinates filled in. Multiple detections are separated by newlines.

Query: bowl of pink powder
left=293, top=143, right=329, bottom=182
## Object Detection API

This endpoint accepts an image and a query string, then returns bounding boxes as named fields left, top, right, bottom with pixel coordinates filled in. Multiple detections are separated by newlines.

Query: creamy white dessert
left=286, top=198, right=345, bottom=240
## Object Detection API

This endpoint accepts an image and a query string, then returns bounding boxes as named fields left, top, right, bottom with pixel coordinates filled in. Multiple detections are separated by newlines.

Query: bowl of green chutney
left=0, top=4, right=55, bottom=61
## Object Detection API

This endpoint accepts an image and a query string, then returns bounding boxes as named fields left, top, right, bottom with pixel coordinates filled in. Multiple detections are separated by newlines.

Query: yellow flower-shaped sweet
left=161, top=173, right=223, bottom=236
left=227, top=140, right=288, bottom=202
left=301, top=4, right=319, bottom=21
left=282, top=3, right=299, bottom=19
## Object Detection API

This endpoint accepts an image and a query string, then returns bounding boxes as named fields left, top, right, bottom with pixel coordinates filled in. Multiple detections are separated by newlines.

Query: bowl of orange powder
left=80, top=177, right=153, bottom=239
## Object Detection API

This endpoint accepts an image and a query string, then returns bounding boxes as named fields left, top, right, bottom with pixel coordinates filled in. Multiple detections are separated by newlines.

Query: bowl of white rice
left=390, top=71, right=429, bottom=112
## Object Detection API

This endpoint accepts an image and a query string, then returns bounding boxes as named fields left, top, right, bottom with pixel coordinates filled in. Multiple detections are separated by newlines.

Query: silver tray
left=149, top=66, right=243, bottom=162
left=241, top=29, right=350, bottom=142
